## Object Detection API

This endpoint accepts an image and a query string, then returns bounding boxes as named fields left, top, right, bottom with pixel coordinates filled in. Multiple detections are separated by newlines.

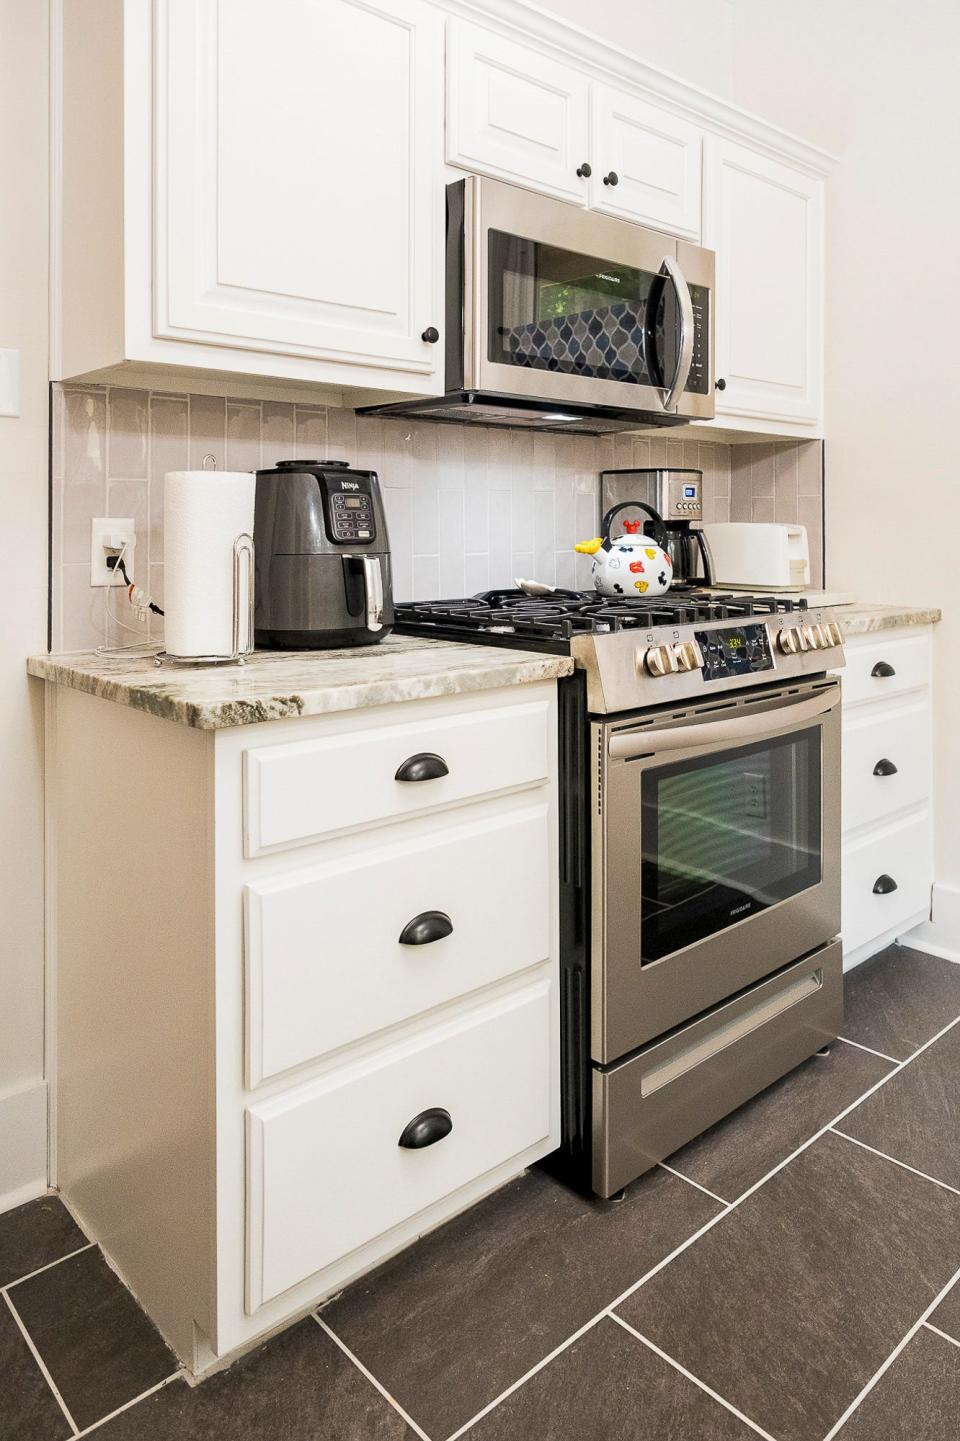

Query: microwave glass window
left=639, top=729, right=822, bottom=962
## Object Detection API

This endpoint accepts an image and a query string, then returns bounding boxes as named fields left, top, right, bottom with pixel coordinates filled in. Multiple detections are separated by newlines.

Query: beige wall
left=0, top=0, right=50, bottom=1205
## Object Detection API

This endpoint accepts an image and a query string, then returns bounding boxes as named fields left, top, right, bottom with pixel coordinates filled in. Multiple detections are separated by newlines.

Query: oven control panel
left=694, top=623, right=774, bottom=680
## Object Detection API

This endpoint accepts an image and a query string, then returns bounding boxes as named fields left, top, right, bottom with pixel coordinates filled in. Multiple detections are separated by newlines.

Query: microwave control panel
left=686, top=283, right=711, bottom=396
left=695, top=623, right=773, bottom=680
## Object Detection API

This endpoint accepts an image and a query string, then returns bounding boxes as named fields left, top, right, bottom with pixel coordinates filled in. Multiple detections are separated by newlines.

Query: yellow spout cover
left=575, top=536, right=603, bottom=555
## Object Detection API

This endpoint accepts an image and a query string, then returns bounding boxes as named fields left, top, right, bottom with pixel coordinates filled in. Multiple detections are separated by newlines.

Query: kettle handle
left=601, top=501, right=669, bottom=551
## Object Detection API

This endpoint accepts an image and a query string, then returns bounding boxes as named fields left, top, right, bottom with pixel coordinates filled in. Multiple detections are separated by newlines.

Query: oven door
left=463, top=177, right=714, bottom=420
left=592, top=679, right=841, bottom=1063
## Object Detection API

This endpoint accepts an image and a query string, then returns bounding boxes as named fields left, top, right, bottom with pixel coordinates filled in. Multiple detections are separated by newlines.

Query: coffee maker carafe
left=600, top=468, right=714, bottom=588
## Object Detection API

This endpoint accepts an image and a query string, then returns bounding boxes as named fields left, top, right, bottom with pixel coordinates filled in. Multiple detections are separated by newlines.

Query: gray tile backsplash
left=50, top=382, right=824, bottom=651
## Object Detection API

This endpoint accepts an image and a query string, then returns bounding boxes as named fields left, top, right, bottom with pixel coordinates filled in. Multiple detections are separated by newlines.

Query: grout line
left=3, top=1289, right=80, bottom=1435
left=657, top=1162, right=729, bottom=1207
left=836, top=1035, right=901, bottom=1065
left=828, top=1129, right=960, bottom=1200
left=922, top=1321, right=960, bottom=1353
left=72, top=1371, right=183, bottom=1438
left=608, top=1313, right=778, bottom=1441
left=819, top=1261, right=960, bottom=1441
left=313, top=1313, right=433, bottom=1441
left=1, top=1242, right=96, bottom=1294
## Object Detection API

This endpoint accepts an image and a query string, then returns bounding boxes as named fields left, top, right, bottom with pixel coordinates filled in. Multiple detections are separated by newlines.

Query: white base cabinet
left=839, top=628, right=934, bottom=970
left=46, top=681, right=561, bottom=1370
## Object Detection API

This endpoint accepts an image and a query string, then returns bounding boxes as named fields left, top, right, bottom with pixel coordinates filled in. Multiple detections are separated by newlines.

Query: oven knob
left=777, top=628, right=801, bottom=654
left=673, top=640, right=703, bottom=672
left=826, top=621, right=844, bottom=647
left=643, top=644, right=679, bottom=677
left=801, top=625, right=821, bottom=650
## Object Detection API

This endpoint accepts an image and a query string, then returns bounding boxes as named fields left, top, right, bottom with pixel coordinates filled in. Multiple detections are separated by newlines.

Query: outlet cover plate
left=91, top=518, right=136, bottom=587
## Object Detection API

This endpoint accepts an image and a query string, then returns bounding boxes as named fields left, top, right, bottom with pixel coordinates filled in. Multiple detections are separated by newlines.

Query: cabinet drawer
left=842, top=705, right=931, bottom=833
left=246, top=801, right=552, bottom=1084
left=842, top=814, right=931, bottom=957
left=842, top=633, right=930, bottom=707
left=245, top=979, right=554, bottom=1310
left=243, top=697, right=551, bottom=856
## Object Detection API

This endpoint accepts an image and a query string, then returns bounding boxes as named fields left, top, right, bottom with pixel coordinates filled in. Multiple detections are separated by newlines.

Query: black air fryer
left=254, top=460, right=394, bottom=648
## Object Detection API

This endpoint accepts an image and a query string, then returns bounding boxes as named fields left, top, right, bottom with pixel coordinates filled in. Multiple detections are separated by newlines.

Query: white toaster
left=701, top=523, right=811, bottom=591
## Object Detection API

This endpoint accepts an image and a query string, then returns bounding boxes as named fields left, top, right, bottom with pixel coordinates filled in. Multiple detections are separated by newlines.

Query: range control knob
left=673, top=639, right=703, bottom=673
left=643, top=644, right=679, bottom=678
left=826, top=621, right=844, bottom=647
left=777, top=628, right=801, bottom=655
left=801, top=625, right=822, bottom=650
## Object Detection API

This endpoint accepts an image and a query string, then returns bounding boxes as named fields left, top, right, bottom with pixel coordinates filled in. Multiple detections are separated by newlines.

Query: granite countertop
left=835, top=603, right=942, bottom=635
left=27, top=636, right=574, bottom=730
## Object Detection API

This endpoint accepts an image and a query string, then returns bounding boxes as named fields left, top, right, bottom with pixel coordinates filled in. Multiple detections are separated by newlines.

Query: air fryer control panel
left=322, top=472, right=376, bottom=544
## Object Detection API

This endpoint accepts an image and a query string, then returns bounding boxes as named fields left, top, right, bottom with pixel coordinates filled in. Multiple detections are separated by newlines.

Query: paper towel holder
left=154, top=532, right=255, bottom=668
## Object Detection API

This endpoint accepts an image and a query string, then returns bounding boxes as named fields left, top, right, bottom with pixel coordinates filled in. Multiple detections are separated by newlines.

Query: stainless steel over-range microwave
left=359, top=175, right=716, bottom=435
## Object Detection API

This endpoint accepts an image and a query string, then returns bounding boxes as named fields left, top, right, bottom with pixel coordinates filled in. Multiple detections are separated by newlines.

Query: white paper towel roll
left=163, top=470, right=256, bottom=658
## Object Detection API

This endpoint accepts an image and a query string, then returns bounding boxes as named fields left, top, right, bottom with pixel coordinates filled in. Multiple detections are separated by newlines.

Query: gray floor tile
left=466, top=1316, right=759, bottom=1440
left=617, top=1131, right=960, bottom=1441
left=0, top=1196, right=87, bottom=1289
left=839, top=1019, right=960, bottom=1189
left=322, top=1165, right=720, bottom=1440
left=930, top=1278, right=960, bottom=1343
left=7, top=1246, right=177, bottom=1431
left=843, top=945, right=960, bottom=1060
left=93, top=1319, right=415, bottom=1440
left=834, top=1328, right=960, bottom=1439
left=666, top=1039, right=893, bottom=1200
left=0, top=1302, right=71, bottom=1441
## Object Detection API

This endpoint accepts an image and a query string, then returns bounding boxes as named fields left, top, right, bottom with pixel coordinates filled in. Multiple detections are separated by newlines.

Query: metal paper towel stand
left=154, top=531, right=255, bottom=668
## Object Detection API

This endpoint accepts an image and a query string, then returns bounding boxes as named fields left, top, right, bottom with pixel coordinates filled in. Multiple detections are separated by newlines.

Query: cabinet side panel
left=52, top=688, right=216, bottom=1363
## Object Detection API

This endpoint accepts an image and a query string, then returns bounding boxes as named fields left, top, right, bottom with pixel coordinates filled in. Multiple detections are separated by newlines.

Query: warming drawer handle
left=873, top=758, right=899, bottom=777
left=871, top=661, right=896, bottom=678
left=873, top=874, right=899, bottom=895
left=395, top=752, right=449, bottom=783
left=398, top=910, right=453, bottom=946
left=398, top=1108, right=453, bottom=1149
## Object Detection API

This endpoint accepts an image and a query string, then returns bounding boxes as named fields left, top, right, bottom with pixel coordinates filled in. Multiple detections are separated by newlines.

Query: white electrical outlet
left=91, top=518, right=137, bottom=587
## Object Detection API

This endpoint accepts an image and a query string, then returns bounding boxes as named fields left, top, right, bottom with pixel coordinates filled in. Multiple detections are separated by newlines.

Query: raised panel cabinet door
left=446, top=18, right=590, bottom=204
left=155, top=0, right=444, bottom=379
left=589, top=85, right=702, bottom=239
left=703, top=136, right=823, bottom=426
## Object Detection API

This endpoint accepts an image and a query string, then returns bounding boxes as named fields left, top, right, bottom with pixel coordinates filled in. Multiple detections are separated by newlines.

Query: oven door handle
left=659, top=255, right=695, bottom=411
left=608, top=689, right=839, bottom=761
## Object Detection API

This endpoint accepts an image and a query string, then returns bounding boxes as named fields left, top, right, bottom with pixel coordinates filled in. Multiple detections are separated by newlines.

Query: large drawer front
left=243, top=698, right=551, bottom=856
left=842, top=633, right=930, bottom=707
left=842, top=705, right=931, bottom=833
left=842, top=813, right=931, bottom=956
left=246, top=802, right=552, bottom=1084
left=245, top=979, right=554, bottom=1310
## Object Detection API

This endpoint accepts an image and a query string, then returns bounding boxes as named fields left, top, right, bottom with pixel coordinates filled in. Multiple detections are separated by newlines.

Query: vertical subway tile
left=326, top=405, right=357, bottom=462
left=555, top=551, right=577, bottom=589
left=151, top=395, right=189, bottom=565
left=730, top=479, right=753, bottom=522
left=631, top=435, right=651, bottom=469
left=436, top=424, right=466, bottom=488
left=488, top=489, right=512, bottom=586
left=798, top=440, right=823, bottom=496
left=749, top=443, right=776, bottom=498
left=382, top=419, right=415, bottom=488
left=383, top=488, right=412, bottom=602
left=59, top=562, right=107, bottom=651
left=261, top=401, right=297, bottom=464
left=188, top=394, right=226, bottom=470
left=751, top=496, right=776, bottom=523
left=464, top=553, right=489, bottom=595
left=412, top=553, right=440, bottom=601
left=293, top=405, right=327, bottom=460
left=534, top=489, right=556, bottom=584
left=553, top=473, right=576, bottom=553
left=226, top=402, right=261, bottom=473
left=648, top=437, right=668, bottom=469
left=355, top=415, right=384, bottom=476
left=799, top=494, right=824, bottom=585
left=107, top=389, right=149, bottom=478
left=413, top=472, right=440, bottom=555
left=533, top=432, right=557, bottom=490
left=774, top=444, right=799, bottom=523
left=61, top=389, right=107, bottom=563
left=666, top=438, right=684, bottom=467
left=682, top=440, right=702, bottom=472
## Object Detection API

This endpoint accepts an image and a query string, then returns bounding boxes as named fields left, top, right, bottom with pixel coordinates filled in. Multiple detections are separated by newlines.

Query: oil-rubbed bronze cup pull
left=398, top=1108, right=452, bottom=1149
left=398, top=911, right=453, bottom=946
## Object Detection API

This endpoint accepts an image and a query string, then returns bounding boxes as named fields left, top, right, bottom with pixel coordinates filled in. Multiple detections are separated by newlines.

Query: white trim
left=48, top=0, right=64, bottom=380
left=900, top=883, right=960, bottom=962
left=0, top=1083, right=48, bottom=1213
left=657, top=1162, right=729, bottom=1207
left=3, top=1289, right=80, bottom=1434
left=313, top=1314, right=433, bottom=1441
left=44, top=683, right=58, bottom=1187
left=829, top=1129, right=960, bottom=1201
left=836, top=1036, right=900, bottom=1065
left=609, top=1313, right=778, bottom=1441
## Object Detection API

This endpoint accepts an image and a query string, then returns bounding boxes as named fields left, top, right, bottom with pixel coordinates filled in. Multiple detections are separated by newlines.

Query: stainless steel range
left=395, top=589, right=845, bottom=1198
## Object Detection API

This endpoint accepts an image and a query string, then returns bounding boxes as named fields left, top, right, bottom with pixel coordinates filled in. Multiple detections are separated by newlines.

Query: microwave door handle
left=608, top=688, right=838, bottom=761
left=344, top=554, right=385, bottom=633
left=659, top=255, right=695, bottom=411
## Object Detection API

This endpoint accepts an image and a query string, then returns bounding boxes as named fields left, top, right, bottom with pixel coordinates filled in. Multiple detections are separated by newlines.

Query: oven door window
left=640, top=729, right=822, bottom=963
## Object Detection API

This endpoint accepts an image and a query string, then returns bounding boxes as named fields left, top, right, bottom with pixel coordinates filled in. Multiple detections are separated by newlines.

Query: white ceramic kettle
left=575, top=501, right=674, bottom=598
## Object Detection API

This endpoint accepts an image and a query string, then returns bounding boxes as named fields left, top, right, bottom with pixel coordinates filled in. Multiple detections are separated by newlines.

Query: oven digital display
left=695, top=623, right=773, bottom=680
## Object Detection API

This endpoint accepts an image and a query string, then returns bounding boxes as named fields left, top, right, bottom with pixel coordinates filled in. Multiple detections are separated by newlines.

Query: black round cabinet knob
left=398, top=1108, right=453, bottom=1149
left=715, top=377, right=727, bottom=391
left=421, top=326, right=440, bottom=344
left=576, top=161, right=592, bottom=178
left=603, top=170, right=619, bottom=186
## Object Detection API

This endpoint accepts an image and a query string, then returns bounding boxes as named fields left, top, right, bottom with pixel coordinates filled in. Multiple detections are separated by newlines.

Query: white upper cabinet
left=157, top=0, right=444, bottom=375
left=703, top=136, right=824, bottom=430
left=446, top=20, right=590, bottom=204
left=588, top=85, right=702, bottom=239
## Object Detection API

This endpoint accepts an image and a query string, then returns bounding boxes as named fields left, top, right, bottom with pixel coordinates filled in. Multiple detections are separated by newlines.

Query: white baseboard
left=0, top=1081, right=48, bottom=1214
left=901, top=882, right=960, bottom=963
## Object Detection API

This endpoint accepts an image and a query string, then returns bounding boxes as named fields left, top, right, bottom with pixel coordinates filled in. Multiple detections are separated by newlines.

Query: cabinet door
left=589, top=85, right=702, bottom=240
left=446, top=19, right=590, bottom=204
left=155, top=0, right=444, bottom=382
left=703, top=136, right=823, bottom=427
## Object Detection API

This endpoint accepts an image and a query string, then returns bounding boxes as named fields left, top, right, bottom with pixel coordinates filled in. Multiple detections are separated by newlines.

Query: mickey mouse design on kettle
left=575, top=501, right=673, bottom=599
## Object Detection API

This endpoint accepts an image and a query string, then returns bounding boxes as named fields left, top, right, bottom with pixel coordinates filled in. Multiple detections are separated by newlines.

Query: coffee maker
left=254, top=460, right=394, bottom=648
left=600, top=468, right=714, bottom=588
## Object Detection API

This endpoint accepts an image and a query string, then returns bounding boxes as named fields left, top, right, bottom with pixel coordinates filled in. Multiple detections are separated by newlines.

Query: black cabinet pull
left=395, top=752, right=449, bottom=783
left=873, top=874, right=899, bottom=895
left=398, top=1107, right=452, bottom=1150
left=871, top=661, right=896, bottom=678
left=603, top=170, right=619, bottom=186
left=715, top=377, right=727, bottom=391
left=576, top=161, right=592, bottom=178
left=873, top=758, right=899, bottom=777
left=398, top=910, right=453, bottom=946
left=421, top=326, right=440, bottom=344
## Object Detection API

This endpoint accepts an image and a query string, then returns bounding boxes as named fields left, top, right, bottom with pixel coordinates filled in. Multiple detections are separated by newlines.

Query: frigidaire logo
left=730, top=901, right=752, bottom=918
left=341, top=480, right=360, bottom=491
left=598, top=273, right=621, bottom=284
